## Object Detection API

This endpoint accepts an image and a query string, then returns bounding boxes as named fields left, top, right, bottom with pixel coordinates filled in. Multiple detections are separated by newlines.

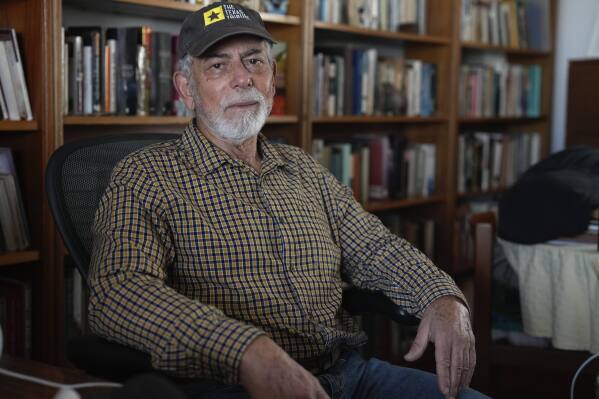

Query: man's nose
left=230, top=60, right=253, bottom=89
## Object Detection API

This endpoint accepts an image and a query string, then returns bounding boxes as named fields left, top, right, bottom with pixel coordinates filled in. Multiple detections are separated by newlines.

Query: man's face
left=189, top=35, right=275, bottom=144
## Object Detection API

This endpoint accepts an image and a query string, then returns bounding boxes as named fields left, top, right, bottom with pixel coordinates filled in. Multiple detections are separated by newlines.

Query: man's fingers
left=404, top=319, right=430, bottom=362
left=316, top=386, right=331, bottom=399
left=459, top=345, right=470, bottom=391
left=449, top=344, right=463, bottom=398
left=466, top=334, right=477, bottom=387
left=434, top=338, right=451, bottom=396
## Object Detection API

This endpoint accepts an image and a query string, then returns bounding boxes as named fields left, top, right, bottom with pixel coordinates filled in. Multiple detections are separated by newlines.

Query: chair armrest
left=341, top=287, right=420, bottom=325
left=67, top=334, right=154, bottom=381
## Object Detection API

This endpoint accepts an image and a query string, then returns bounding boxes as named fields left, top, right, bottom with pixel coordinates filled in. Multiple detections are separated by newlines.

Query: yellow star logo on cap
left=204, top=5, right=225, bottom=26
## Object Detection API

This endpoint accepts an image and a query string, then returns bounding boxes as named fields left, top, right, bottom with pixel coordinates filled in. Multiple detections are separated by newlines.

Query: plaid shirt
left=88, top=120, right=465, bottom=384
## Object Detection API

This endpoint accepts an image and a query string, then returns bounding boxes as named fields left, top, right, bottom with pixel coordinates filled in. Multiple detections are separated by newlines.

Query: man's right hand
left=239, top=335, right=330, bottom=399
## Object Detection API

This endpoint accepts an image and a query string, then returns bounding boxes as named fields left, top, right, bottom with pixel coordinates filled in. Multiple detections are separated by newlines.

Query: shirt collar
left=179, top=119, right=287, bottom=176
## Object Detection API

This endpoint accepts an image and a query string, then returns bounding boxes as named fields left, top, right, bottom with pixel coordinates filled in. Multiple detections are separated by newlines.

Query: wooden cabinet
left=566, top=58, right=599, bottom=148
left=0, top=0, right=557, bottom=366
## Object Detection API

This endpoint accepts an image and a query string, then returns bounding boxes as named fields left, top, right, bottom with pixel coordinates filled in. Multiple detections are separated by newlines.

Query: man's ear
left=173, top=70, right=196, bottom=111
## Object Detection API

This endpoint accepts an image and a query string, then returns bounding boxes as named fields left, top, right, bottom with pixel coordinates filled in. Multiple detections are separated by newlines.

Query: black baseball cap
left=177, top=1, right=274, bottom=60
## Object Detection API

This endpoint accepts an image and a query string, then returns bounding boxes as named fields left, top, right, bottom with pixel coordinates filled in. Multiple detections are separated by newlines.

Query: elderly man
left=89, top=2, right=488, bottom=399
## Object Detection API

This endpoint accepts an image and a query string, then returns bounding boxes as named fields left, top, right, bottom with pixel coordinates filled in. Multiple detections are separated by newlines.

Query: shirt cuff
left=206, top=319, right=266, bottom=384
left=412, top=278, right=468, bottom=318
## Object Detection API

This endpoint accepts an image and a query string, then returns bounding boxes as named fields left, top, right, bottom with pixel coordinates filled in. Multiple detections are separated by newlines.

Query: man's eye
left=248, top=58, right=264, bottom=65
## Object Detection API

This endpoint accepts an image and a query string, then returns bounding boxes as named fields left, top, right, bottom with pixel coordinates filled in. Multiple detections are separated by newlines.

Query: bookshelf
left=0, top=0, right=556, bottom=368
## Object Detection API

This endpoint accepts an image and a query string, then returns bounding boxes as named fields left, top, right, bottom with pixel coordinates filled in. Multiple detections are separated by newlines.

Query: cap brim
left=186, top=26, right=275, bottom=58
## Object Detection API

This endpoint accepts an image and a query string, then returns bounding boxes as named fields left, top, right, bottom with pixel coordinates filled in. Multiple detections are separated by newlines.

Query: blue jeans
left=180, top=350, right=490, bottom=399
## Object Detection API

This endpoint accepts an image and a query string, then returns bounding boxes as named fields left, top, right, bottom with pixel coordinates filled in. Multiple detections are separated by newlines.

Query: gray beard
left=193, top=87, right=272, bottom=145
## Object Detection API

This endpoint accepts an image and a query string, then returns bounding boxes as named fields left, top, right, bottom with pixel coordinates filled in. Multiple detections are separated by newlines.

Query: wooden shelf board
left=459, top=116, right=547, bottom=124
left=65, top=116, right=191, bottom=125
left=314, top=21, right=450, bottom=44
left=458, top=189, right=505, bottom=199
left=114, top=0, right=198, bottom=11
left=112, top=0, right=300, bottom=24
left=461, top=42, right=551, bottom=56
left=266, top=115, right=299, bottom=123
left=0, top=120, right=38, bottom=131
left=261, top=13, right=301, bottom=26
left=365, top=195, right=445, bottom=212
left=0, top=250, right=40, bottom=267
left=64, top=115, right=298, bottom=125
left=313, top=115, right=448, bottom=124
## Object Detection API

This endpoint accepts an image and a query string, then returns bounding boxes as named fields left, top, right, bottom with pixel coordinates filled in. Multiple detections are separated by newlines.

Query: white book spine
left=83, top=45, right=93, bottom=115
left=0, top=42, right=21, bottom=120
left=7, top=30, right=33, bottom=120
left=108, top=39, right=117, bottom=114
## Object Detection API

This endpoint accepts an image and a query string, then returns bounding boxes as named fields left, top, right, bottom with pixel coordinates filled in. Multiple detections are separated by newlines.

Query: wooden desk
left=0, top=355, right=116, bottom=399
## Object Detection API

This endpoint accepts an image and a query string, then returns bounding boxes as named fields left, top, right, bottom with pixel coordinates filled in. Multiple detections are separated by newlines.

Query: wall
left=552, top=0, right=599, bottom=151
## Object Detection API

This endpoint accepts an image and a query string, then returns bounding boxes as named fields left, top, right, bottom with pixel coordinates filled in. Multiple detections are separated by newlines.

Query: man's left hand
left=403, top=296, right=475, bottom=399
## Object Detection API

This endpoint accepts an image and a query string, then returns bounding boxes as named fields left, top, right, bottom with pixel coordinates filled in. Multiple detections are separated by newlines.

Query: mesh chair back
left=46, top=134, right=180, bottom=282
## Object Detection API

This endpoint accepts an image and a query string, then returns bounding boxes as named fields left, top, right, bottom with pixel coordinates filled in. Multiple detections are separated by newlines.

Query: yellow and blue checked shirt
left=88, top=120, right=465, bottom=384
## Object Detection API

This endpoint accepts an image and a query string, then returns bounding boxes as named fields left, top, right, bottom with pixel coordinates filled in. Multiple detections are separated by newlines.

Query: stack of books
left=461, top=0, right=551, bottom=50
left=458, top=63, right=542, bottom=118
left=313, top=135, right=436, bottom=204
left=316, top=0, right=427, bottom=34
left=314, top=48, right=436, bottom=117
left=63, top=26, right=288, bottom=117
left=457, top=131, right=541, bottom=193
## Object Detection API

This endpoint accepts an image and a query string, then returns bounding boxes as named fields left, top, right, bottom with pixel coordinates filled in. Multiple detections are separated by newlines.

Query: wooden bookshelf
left=461, top=41, right=551, bottom=56
left=0, top=0, right=557, bottom=371
left=313, top=116, right=448, bottom=124
left=0, top=250, right=41, bottom=267
left=0, top=121, right=39, bottom=131
left=457, top=189, right=506, bottom=200
left=114, top=0, right=200, bottom=12
left=64, top=115, right=299, bottom=126
left=365, top=195, right=446, bottom=212
left=314, top=21, right=450, bottom=45
left=459, top=116, right=548, bottom=124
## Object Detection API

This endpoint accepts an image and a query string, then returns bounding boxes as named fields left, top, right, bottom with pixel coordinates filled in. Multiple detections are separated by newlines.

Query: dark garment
left=498, top=146, right=599, bottom=244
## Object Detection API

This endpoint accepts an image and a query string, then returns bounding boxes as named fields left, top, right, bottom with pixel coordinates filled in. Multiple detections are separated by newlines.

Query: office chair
left=46, top=133, right=418, bottom=381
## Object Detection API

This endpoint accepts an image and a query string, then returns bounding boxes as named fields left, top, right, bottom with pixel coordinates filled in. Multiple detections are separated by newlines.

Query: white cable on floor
left=570, top=352, right=599, bottom=399
left=0, top=366, right=122, bottom=399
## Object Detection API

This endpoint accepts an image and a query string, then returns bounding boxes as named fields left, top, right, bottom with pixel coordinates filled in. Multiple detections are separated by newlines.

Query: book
left=271, top=41, right=287, bottom=115
left=150, top=31, right=173, bottom=116
left=0, top=148, right=30, bottom=251
left=0, top=29, right=33, bottom=120
left=0, top=41, right=20, bottom=120
left=66, top=27, right=102, bottom=115
left=261, top=0, right=288, bottom=14
left=66, top=33, right=83, bottom=115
